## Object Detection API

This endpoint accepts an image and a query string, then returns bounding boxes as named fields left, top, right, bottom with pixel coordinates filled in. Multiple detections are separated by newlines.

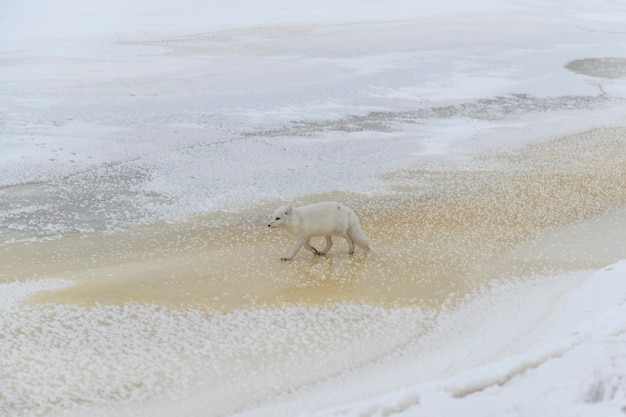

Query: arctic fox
left=268, top=202, right=370, bottom=260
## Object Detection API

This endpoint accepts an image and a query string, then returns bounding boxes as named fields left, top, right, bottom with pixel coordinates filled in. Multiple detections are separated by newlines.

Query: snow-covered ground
left=1, top=1, right=626, bottom=416
left=310, top=262, right=626, bottom=417
left=1, top=262, right=625, bottom=417
left=2, top=0, right=626, bottom=236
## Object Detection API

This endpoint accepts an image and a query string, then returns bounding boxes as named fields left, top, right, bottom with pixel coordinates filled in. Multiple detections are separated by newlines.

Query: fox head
left=268, top=205, right=292, bottom=228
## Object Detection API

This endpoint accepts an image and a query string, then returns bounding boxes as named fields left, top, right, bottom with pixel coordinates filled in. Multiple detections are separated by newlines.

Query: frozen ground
left=1, top=0, right=626, bottom=416
left=1, top=262, right=625, bottom=417
left=2, top=0, right=626, bottom=239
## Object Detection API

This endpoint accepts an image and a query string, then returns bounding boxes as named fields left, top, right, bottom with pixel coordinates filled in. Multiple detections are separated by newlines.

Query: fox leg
left=344, top=235, right=355, bottom=254
left=304, top=239, right=319, bottom=256
left=282, top=238, right=305, bottom=261
left=318, top=236, right=333, bottom=255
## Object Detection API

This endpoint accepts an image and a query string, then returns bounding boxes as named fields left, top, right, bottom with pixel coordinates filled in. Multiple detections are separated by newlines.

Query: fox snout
left=268, top=217, right=284, bottom=228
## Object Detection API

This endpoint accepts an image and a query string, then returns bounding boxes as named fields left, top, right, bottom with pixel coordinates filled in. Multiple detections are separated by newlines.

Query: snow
left=2, top=264, right=624, bottom=417
left=0, top=288, right=434, bottom=417
left=3, top=10, right=624, bottom=201
left=309, top=262, right=626, bottom=417
left=2, top=0, right=626, bottom=416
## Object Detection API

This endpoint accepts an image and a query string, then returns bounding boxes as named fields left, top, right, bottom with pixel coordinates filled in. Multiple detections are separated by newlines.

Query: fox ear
left=285, top=206, right=292, bottom=215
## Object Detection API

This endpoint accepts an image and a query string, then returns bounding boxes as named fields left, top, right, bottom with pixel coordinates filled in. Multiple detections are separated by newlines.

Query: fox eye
left=275, top=217, right=280, bottom=220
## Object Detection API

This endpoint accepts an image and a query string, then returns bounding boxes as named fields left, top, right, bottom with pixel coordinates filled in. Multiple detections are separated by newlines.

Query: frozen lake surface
left=2, top=0, right=626, bottom=238
left=1, top=1, right=626, bottom=416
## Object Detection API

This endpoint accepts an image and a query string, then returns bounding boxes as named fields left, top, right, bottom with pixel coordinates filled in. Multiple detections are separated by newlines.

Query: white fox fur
left=268, top=201, right=370, bottom=260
